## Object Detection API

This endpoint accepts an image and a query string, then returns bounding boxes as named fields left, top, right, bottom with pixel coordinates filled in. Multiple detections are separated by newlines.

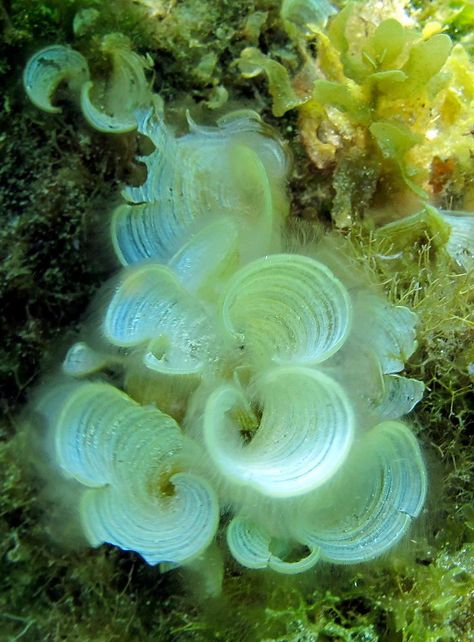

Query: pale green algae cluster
left=23, top=38, right=429, bottom=587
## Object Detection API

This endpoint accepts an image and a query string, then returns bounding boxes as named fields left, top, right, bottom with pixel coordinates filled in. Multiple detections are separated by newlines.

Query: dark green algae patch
left=0, top=0, right=473, bottom=640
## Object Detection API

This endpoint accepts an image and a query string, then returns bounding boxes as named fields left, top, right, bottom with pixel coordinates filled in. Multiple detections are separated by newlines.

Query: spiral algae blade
left=103, top=263, right=214, bottom=375
left=227, top=517, right=320, bottom=574
left=81, top=470, right=219, bottom=565
left=81, top=81, right=138, bottom=133
left=111, top=202, right=184, bottom=265
left=119, top=106, right=173, bottom=207
left=36, top=380, right=219, bottom=565
left=23, top=37, right=152, bottom=133
left=113, top=211, right=241, bottom=300
left=115, top=109, right=289, bottom=266
left=23, top=45, right=89, bottom=113
left=300, top=421, right=428, bottom=563
left=439, top=210, right=474, bottom=271
left=203, top=366, right=354, bottom=498
left=376, top=205, right=474, bottom=271
left=34, top=382, right=168, bottom=489
left=80, top=33, right=153, bottom=133
left=220, top=254, right=352, bottom=368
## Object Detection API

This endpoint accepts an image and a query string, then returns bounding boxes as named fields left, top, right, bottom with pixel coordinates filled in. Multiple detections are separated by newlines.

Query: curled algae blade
left=227, top=517, right=320, bottom=574
left=354, top=294, right=419, bottom=374
left=189, top=108, right=290, bottom=186
left=81, top=80, right=138, bottom=133
left=220, top=254, right=352, bottom=367
left=168, top=218, right=240, bottom=296
left=376, top=206, right=474, bottom=271
left=111, top=202, right=184, bottom=265
left=374, top=374, right=425, bottom=420
left=45, top=382, right=179, bottom=487
left=39, top=380, right=219, bottom=565
left=300, top=421, right=427, bottom=563
left=103, top=263, right=213, bottom=374
left=62, top=341, right=108, bottom=378
left=81, top=32, right=153, bottom=133
left=440, top=210, right=474, bottom=270
left=23, top=37, right=152, bottom=133
left=116, top=108, right=288, bottom=266
left=23, top=45, right=89, bottom=113
left=81, top=470, right=219, bottom=565
left=203, top=366, right=354, bottom=498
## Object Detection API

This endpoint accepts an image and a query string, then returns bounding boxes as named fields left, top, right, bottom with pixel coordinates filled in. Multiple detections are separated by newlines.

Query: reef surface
left=0, top=1, right=472, bottom=641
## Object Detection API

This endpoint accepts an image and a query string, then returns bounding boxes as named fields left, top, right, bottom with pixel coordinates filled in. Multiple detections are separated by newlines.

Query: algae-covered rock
left=1, top=1, right=472, bottom=641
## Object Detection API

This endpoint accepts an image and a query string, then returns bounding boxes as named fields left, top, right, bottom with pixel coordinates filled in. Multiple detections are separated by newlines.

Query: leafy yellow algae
left=239, top=1, right=474, bottom=227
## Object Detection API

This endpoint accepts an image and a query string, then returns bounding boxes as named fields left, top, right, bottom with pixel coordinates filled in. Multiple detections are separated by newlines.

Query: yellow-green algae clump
left=1, top=0, right=473, bottom=641
left=240, top=0, right=474, bottom=227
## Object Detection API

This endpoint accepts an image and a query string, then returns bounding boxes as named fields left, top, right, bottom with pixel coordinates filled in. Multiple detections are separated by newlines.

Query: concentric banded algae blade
left=80, top=34, right=152, bottom=133
left=81, top=469, right=219, bottom=565
left=220, top=254, right=352, bottom=367
left=103, top=263, right=214, bottom=374
left=189, top=109, right=290, bottom=187
left=317, top=340, right=423, bottom=423
left=111, top=202, right=185, bottom=265
left=168, top=218, right=240, bottom=297
left=120, top=106, right=173, bottom=207
left=50, top=382, right=178, bottom=487
left=375, top=206, right=474, bottom=270
left=115, top=144, right=279, bottom=266
left=62, top=342, right=108, bottom=377
left=23, top=45, right=89, bottom=113
left=41, top=380, right=219, bottom=565
left=206, top=110, right=291, bottom=231
left=300, top=421, right=427, bottom=563
left=227, top=517, right=320, bottom=574
left=117, top=139, right=239, bottom=264
left=114, top=120, right=189, bottom=264
left=116, top=108, right=289, bottom=266
left=353, top=294, right=418, bottom=374
left=373, top=374, right=425, bottom=420
left=182, top=112, right=290, bottom=251
left=81, top=81, right=138, bottom=133
left=440, top=210, right=474, bottom=270
left=100, top=34, right=152, bottom=113
left=203, top=366, right=354, bottom=498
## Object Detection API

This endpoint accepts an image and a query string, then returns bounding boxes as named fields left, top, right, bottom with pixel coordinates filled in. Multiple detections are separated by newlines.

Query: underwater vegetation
left=24, top=39, right=428, bottom=580
left=0, top=0, right=472, bottom=640
left=240, top=0, right=474, bottom=227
